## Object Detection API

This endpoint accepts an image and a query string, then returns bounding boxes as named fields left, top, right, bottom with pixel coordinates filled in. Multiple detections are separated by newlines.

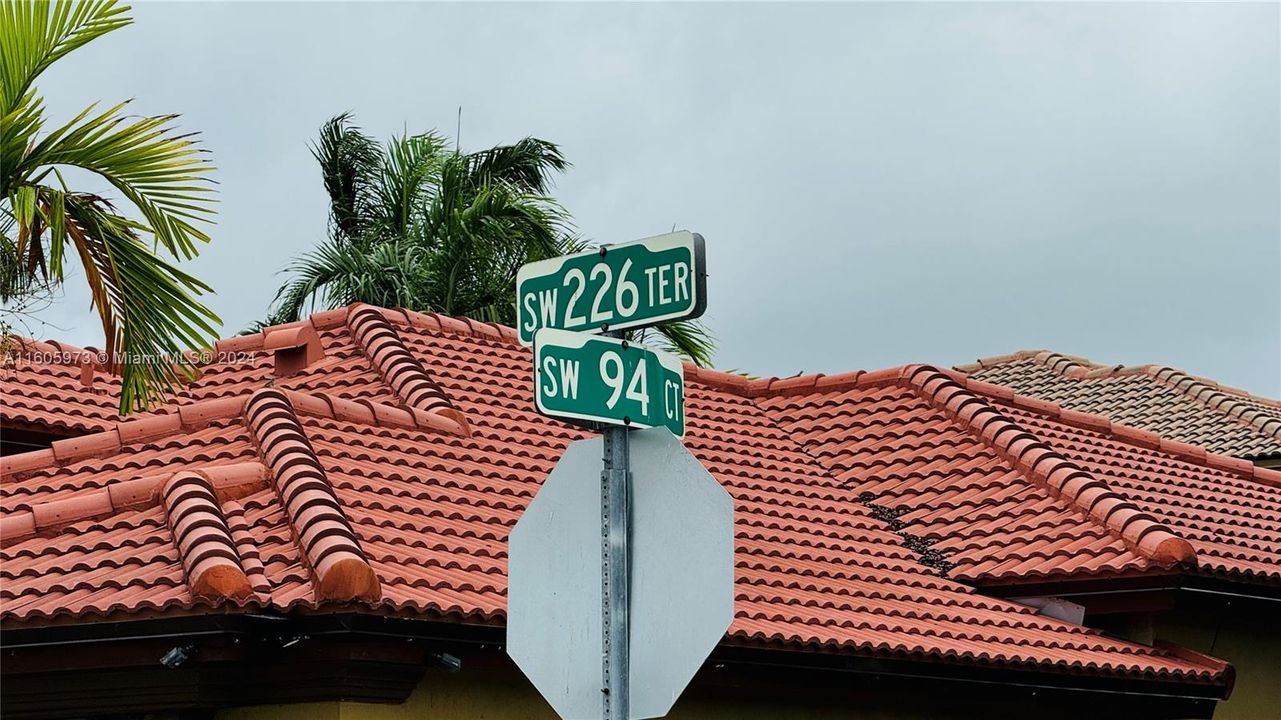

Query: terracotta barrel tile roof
left=1, top=337, right=123, bottom=435
left=159, top=471, right=254, bottom=600
left=956, top=351, right=1281, bottom=460
left=757, top=366, right=1281, bottom=587
left=3, top=306, right=1268, bottom=691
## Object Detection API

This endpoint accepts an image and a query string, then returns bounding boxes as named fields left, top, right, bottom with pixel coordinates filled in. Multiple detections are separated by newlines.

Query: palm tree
left=1, top=0, right=220, bottom=412
left=266, top=114, right=713, bottom=364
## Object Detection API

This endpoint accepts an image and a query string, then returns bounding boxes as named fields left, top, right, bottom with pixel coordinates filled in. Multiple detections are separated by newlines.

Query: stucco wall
left=1153, top=601, right=1281, bottom=720
left=220, top=667, right=899, bottom=720
left=221, top=702, right=342, bottom=720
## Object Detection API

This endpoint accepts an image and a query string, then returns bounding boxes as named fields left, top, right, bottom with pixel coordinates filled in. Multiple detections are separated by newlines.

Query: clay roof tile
left=0, top=306, right=1264, bottom=693
left=960, top=351, right=1281, bottom=459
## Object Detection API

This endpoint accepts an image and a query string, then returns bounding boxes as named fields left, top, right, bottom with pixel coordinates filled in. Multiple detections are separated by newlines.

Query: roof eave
left=1, top=612, right=1232, bottom=711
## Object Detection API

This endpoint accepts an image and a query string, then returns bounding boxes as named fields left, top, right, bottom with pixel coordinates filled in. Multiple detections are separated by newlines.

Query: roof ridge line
left=901, top=365, right=1197, bottom=566
left=954, top=350, right=1048, bottom=373
left=1, top=335, right=105, bottom=369
left=377, top=306, right=521, bottom=345
left=948, top=373, right=1281, bottom=490
left=0, top=387, right=468, bottom=478
left=0, top=396, right=251, bottom=477
left=346, top=304, right=471, bottom=433
left=684, top=365, right=911, bottom=397
left=955, top=349, right=1281, bottom=410
left=955, top=350, right=1098, bottom=375
left=1146, top=365, right=1281, bottom=434
left=956, top=349, right=1150, bottom=379
left=0, top=461, right=268, bottom=545
left=214, top=304, right=522, bottom=362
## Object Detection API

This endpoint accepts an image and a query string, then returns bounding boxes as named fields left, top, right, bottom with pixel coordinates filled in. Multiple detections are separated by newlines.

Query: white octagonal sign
left=507, top=426, right=735, bottom=720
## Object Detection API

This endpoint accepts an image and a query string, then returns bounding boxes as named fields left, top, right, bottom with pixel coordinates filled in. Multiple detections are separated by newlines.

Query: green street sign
left=534, top=329, right=686, bottom=438
left=516, top=231, right=707, bottom=345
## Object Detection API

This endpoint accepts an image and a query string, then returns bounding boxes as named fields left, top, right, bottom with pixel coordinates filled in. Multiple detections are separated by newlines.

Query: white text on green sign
left=516, top=231, right=706, bottom=345
left=533, top=329, right=685, bottom=438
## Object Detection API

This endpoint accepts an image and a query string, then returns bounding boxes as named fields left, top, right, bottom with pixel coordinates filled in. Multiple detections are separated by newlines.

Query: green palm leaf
left=265, top=113, right=716, bottom=366
left=1, top=0, right=220, bottom=412
left=311, top=112, right=380, bottom=245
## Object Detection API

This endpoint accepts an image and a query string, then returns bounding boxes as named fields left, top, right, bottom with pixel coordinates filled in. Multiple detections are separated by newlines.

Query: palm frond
left=1, top=0, right=222, bottom=412
left=265, top=240, right=428, bottom=325
left=62, top=192, right=220, bottom=410
left=0, top=0, right=131, bottom=109
left=25, top=99, right=216, bottom=258
left=465, top=137, right=568, bottom=193
left=311, top=113, right=380, bottom=245
left=634, top=319, right=715, bottom=367
left=373, top=130, right=448, bottom=240
left=0, top=91, right=47, bottom=193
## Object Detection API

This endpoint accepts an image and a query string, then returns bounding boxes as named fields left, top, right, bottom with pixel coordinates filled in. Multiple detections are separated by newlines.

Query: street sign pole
left=507, top=425, right=734, bottom=720
left=510, top=231, right=727, bottom=720
left=601, top=402, right=630, bottom=720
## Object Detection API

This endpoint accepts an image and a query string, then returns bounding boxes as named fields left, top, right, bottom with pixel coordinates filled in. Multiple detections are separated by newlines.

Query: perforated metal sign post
left=533, top=328, right=685, bottom=438
left=515, top=231, right=707, bottom=345
left=506, top=427, right=734, bottom=720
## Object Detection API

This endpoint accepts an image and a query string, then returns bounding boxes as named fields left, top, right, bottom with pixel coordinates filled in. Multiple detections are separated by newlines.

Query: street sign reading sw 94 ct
left=516, top=231, right=707, bottom=345
left=534, top=328, right=685, bottom=438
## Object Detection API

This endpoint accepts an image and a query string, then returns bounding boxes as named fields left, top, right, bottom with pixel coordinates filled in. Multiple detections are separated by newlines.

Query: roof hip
left=901, top=365, right=1198, bottom=566
left=159, top=471, right=254, bottom=601
left=347, top=304, right=469, bottom=431
left=244, top=388, right=381, bottom=603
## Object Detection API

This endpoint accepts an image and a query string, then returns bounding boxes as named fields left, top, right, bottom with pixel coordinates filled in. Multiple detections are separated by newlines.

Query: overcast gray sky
left=27, top=1, right=1281, bottom=396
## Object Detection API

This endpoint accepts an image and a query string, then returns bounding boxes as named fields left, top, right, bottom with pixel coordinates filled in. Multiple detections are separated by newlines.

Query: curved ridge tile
left=903, top=365, right=1196, bottom=567
left=245, top=388, right=381, bottom=602
left=958, top=351, right=1281, bottom=460
left=1149, top=366, right=1281, bottom=439
left=347, top=304, right=469, bottom=433
left=159, top=472, right=253, bottom=600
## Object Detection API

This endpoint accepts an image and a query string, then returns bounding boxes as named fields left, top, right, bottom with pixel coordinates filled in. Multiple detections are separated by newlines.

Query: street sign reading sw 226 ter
left=516, top=231, right=707, bottom=345
left=534, top=328, right=685, bottom=438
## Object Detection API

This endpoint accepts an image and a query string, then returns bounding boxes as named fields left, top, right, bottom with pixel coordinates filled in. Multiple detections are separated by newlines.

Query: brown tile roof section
left=0, top=307, right=1241, bottom=689
left=956, top=351, right=1281, bottom=460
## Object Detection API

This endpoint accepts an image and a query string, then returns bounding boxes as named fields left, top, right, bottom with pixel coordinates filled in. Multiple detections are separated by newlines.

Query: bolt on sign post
left=509, top=232, right=728, bottom=720
left=516, top=231, right=707, bottom=345
left=534, top=329, right=686, bottom=438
